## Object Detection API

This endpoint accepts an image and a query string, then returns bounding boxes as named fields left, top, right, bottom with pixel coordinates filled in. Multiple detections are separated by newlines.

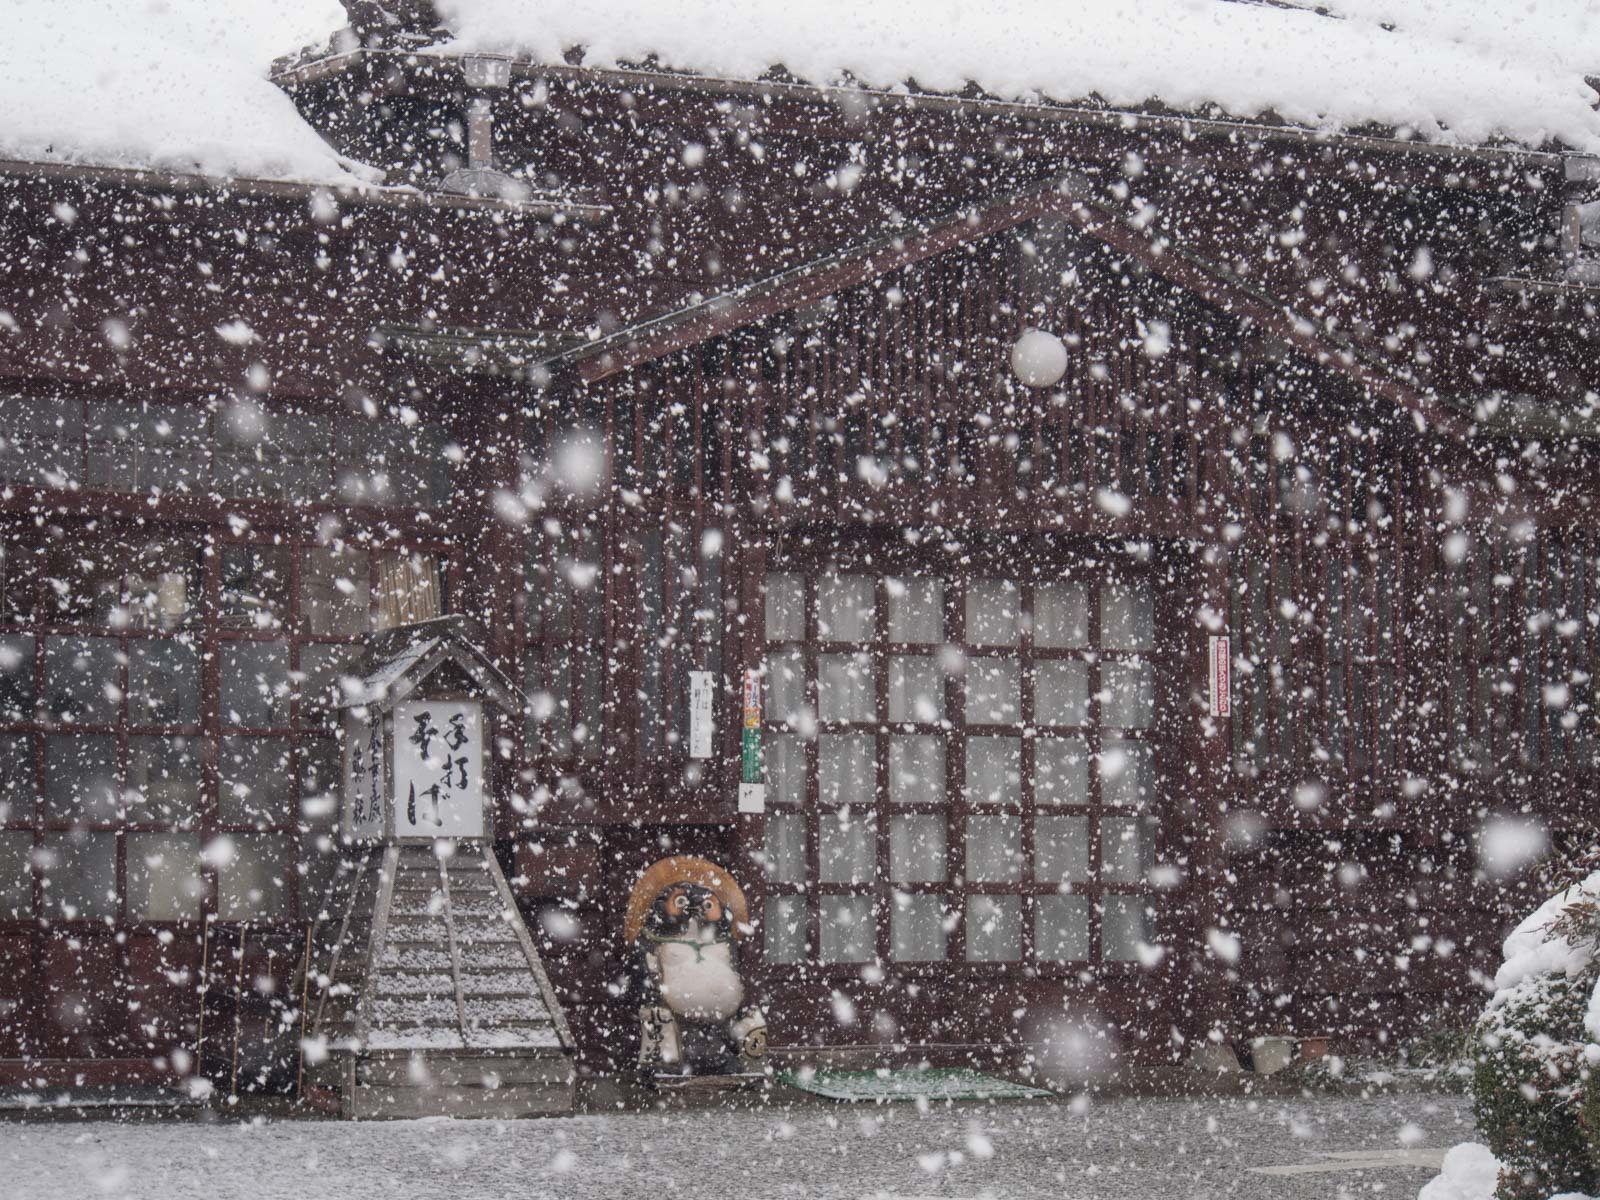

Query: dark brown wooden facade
left=1, top=37, right=1599, bottom=1084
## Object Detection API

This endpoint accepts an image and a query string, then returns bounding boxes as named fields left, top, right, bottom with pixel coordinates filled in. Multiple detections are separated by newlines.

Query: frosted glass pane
left=43, top=733, right=117, bottom=823
left=765, top=895, right=807, bottom=963
left=819, top=895, right=874, bottom=963
left=966, top=657, right=1019, bottom=724
left=819, top=807, right=876, bottom=884
left=39, top=833, right=117, bottom=920
left=890, top=814, right=946, bottom=882
left=1103, top=895, right=1153, bottom=962
left=128, top=638, right=199, bottom=726
left=127, top=832, right=202, bottom=920
left=44, top=636, right=119, bottom=725
left=818, top=734, right=875, bottom=804
left=300, top=547, right=370, bottom=636
left=1101, top=740, right=1154, bottom=809
left=1102, top=661, right=1154, bottom=729
left=965, top=736, right=1021, bottom=805
left=1035, top=814, right=1089, bottom=882
left=888, top=655, right=943, bottom=722
left=1036, top=737, right=1089, bottom=805
left=1035, top=895, right=1090, bottom=961
left=965, top=894, right=1020, bottom=962
left=1102, top=817, right=1149, bottom=884
left=220, top=640, right=290, bottom=728
left=219, top=737, right=293, bottom=826
left=764, top=572, right=804, bottom=641
left=766, top=732, right=806, bottom=806
left=887, top=577, right=943, bottom=643
left=817, top=573, right=874, bottom=642
left=763, top=811, right=806, bottom=884
left=966, top=580, right=1019, bottom=645
left=1101, top=579, right=1155, bottom=650
left=0, top=734, right=35, bottom=823
left=0, top=633, right=35, bottom=722
left=965, top=814, right=1021, bottom=881
left=0, top=832, right=31, bottom=917
left=819, top=652, right=874, bottom=722
left=1035, top=582, right=1088, bottom=648
left=1035, top=660, right=1088, bottom=725
left=889, top=735, right=945, bottom=805
left=891, top=894, right=947, bottom=962
left=127, top=735, right=202, bottom=821
left=766, top=646, right=807, bottom=723
left=218, top=834, right=291, bottom=919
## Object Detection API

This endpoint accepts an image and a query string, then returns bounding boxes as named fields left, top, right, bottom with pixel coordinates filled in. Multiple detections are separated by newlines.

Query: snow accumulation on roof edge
left=438, top=0, right=1600, bottom=155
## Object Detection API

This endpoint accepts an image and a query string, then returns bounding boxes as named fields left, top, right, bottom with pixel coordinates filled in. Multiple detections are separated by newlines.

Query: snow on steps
left=305, top=841, right=575, bottom=1118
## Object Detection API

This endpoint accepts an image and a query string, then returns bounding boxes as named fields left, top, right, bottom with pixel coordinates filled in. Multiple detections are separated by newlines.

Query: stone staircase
left=303, top=841, right=575, bottom=1118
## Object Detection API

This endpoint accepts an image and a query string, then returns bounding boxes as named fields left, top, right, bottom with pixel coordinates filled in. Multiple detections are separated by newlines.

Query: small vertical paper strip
left=1208, top=634, right=1232, bottom=719
left=740, top=668, right=763, bottom=783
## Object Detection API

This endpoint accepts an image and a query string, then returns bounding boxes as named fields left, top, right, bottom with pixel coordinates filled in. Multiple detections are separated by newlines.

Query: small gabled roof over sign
left=336, top=614, right=520, bottom=716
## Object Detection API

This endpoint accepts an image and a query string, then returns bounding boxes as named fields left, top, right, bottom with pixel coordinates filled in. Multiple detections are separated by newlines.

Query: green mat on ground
left=777, top=1067, right=1053, bottom=1102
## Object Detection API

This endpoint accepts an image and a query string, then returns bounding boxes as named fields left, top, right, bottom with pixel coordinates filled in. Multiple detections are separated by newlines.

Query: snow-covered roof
left=439, top=0, right=1600, bottom=152
left=1, top=0, right=370, bottom=184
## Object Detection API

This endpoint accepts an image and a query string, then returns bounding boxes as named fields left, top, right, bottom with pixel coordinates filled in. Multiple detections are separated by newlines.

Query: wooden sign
left=342, top=711, right=387, bottom=840
left=688, top=670, right=715, bottom=759
left=1208, top=635, right=1232, bottom=718
left=393, top=699, right=488, bottom=839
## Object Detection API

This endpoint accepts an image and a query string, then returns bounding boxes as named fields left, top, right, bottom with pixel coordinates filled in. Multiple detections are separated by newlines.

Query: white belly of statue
left=657, top=941, right=744, bottom=1022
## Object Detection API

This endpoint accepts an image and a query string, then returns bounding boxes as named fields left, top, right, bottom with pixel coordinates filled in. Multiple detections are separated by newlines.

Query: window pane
left=38, top=832, right=117, bottom=920
left=764, top=895, right=806, bottom=964
left=220, top=544, right=289, bottom=629
left=126, top=832, right=202, bottom=920
left=43, top=636, right=120, bottom=725
left=766, top=646, right=807, bottom=724
left=1035, top=660, right=1088, bottom=725
left=887, top=578, right=943, bottom=644
left=128, top=638, right=199, bottom=726
left=1101, top=579, right=1155, bottom=651
left=1101, top=740, right=1154, bottom=809
left=42, top=733, right=117, bottom=823
left=1035, top=895, right=1090, bottom=962
left=965, top=894, right=1020, bottom=962
left=219, top=640, right=290, bottom=728
left=818, top=895, right=874, bottom=963
left=1036, top=737, right=1089, bottom=805
left=819, top=807, right=876, bottom=884
left=764, top=573, right=804, bottom=641
left=965, top=814, right=1021, bottom=881
left=1103, top=896, right=1153, bottom=962
left=127, top=736, right=202, bottom=823
left=0, top=832, right=31, bottom=917
left=890, top=813, right=946, bottom=882
left=817, top=574, right=874, bottom=642
left=219, top=737, right=293, bottom=826
left=965, top=736, right=1021, bottom=805
left=1035, top=814, right=1089, bottom=882
left=1102, top=817, right=1151, bottom=884
left=1035, top=582, right=1088, bottom=648
left=0, top=734, right=34, bottom=822
left=0, top=633, right=35, bottom=721
left=888, top=655, right=943, bottom=723
left=763, top=811, right=806, bottom=884
left=889, top=735, right=944, bottom=805
left=891, top=893, right=947, bottom=962
left=766, top=732, right=806, bottom=806
left=300, top=548, right=370, bottom=636
left=296, top=643, right=352, bottom=729
left=966, top=580, right=1020, bottom=645
left=1102, top=661, right=1154, bottom=729
left=818, top=652, right=874, bottom=723
left=217, top=834, right=292, bottom=920
left=298, top=739, right=341, bottom=831
left=818, top=734, right=875, bottom=804
left=966, top=657, right=1019, bottom=724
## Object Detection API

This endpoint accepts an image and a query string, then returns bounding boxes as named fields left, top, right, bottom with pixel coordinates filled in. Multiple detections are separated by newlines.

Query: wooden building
left=1, top=2, right=1599, bottom=1086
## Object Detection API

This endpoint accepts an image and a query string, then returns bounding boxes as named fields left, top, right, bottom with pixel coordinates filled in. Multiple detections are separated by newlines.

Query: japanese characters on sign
left=688, top=670, right=715, bottom=759
left=342, top=711, right=386, bottom=840
left=393, top=699, right=487, bottom=839
left=1208, top=634, right=1232, bottom=719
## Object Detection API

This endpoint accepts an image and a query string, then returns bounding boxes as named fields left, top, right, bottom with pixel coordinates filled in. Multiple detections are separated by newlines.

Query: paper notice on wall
left=1209, top=634, right=1232, bottom=718
left=738, top=782, right=766, bottom=814
left=688, top=670, right=715, bottom=758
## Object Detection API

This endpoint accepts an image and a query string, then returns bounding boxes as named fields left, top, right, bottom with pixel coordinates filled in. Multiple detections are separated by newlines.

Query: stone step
left=356, top=1054, right=572, bottom=1088
left=345, top=1079, right=575, bottom=1120
left=462, top=996, right=549, bottom=1023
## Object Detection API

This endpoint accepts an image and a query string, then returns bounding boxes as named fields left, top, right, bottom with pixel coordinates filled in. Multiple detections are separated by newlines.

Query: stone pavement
left=0, top=1091, right=1472, bottom=1199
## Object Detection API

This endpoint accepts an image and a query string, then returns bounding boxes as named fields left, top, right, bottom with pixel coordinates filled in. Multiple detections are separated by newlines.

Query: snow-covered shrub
left=1470, top=873, right=1600, bottom=1200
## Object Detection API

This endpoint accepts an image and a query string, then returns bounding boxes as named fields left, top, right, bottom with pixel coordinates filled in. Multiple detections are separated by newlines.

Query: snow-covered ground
left=2, top=1092, right=1472, bottom=1200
